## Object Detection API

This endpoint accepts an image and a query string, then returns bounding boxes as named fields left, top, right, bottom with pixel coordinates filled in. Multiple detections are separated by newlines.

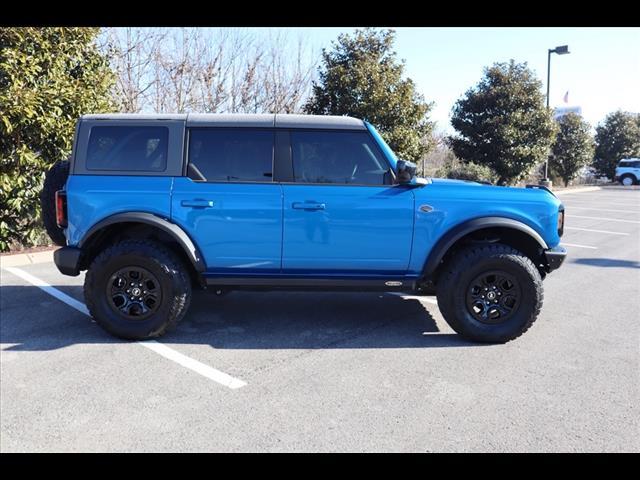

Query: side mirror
left=396, top=160, right=417, bottom=184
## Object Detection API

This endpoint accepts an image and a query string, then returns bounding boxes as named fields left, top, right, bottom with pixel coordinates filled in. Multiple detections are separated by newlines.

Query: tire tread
left=40, top=160, right=70, bottom=247
left=436, top=243, right=543, bottom=343
left=84, top=239, right=191, bottom=339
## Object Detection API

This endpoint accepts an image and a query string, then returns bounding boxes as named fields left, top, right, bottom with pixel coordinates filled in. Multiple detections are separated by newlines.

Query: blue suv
left=42, top=114, right=566, bottom=343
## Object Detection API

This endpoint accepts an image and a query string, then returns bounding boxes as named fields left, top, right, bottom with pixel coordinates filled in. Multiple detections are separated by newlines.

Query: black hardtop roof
left=80, top=113, right=367, bottom=130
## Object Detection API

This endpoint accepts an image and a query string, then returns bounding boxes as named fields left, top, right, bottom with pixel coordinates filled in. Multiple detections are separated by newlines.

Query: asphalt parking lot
left=1, top=186, right=639, bottom=452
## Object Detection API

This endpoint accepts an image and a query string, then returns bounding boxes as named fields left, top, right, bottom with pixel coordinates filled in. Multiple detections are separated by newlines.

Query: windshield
left=365, top=122, right=398, bottom=169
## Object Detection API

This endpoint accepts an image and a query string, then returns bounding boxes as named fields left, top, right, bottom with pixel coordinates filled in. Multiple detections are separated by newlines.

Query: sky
left=253, top=27, right=640, bottom=133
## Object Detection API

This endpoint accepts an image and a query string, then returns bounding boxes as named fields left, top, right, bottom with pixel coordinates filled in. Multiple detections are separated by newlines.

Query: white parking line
left=566, top=206, right=640, bottom=214
left=570, top=215, right=640, bottom=224
left=387, top=292, right=438, bottom=304
left=3, top=266, right=247, bottom=390
left=561, top=242, right=598, bottom=249
left=4, top=267, right=91, bottom=315
left=554, top=187, right=602, bottom=195
left=141, top=341, right=247, bottom=389
left=564, top=196, right=640, bottom=202
left=563, top=201, right=640, bottom=207
left=564, top=226, right=630, bottom=236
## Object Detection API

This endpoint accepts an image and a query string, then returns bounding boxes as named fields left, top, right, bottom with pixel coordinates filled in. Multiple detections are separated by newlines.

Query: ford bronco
left=41, top=114, right=566, bottom=343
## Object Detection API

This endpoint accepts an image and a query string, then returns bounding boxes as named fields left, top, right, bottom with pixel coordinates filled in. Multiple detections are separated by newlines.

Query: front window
left=290, top=130, right=390, bottom=185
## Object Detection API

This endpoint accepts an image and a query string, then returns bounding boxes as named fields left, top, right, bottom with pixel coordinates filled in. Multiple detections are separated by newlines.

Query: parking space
left=1, top=186, right=639, bottom=452
left=558, top=188, right=640, bottom=255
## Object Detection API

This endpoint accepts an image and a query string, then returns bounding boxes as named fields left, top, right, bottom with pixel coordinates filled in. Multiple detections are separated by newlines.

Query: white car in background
left=615, top=158, right=640, bottom=186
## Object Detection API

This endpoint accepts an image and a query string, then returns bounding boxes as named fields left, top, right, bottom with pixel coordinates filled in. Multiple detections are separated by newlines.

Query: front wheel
left=84, top=240, right=192, bottom=340
left=436, top=244, right=543, bottom=343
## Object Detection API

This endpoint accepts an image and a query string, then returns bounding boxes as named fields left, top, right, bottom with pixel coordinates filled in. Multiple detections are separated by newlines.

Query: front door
left=171, top=128, right=282, bottom=272
left=282, top=130, right=415, bottom=274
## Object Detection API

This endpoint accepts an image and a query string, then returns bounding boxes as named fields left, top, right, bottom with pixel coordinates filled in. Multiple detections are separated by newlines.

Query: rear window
left=187, top=129, right=273, bottom=182
left=86, top=126, right=168, bottom=172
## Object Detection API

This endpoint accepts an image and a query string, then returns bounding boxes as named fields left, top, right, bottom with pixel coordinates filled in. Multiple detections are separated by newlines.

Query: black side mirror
left=396, top=160, right=417, bottom=184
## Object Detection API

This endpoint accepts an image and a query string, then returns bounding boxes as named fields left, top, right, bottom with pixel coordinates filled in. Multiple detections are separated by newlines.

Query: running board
left=204, top=276, right=417, bottom=292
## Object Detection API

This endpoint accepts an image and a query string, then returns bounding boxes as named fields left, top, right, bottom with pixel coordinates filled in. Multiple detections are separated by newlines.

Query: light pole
left=542, top=45, right=570, bottom=187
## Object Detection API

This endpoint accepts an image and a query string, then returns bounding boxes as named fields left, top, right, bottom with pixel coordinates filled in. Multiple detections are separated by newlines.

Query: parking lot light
left=542, top=45, right=570, bottom=188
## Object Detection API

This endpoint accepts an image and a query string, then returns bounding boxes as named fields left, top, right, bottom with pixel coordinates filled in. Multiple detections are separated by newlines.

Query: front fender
left=421, top=216, right=548, bottom=278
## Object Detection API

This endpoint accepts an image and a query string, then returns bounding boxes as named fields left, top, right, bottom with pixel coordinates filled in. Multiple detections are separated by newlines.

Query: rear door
left=171, top=128, right=283, bottom=273
left=281, top=130, right=415, bottom=274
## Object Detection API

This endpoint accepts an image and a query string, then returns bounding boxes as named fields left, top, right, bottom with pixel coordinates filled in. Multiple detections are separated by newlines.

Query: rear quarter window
left=86, top=126, right=169, bottom=172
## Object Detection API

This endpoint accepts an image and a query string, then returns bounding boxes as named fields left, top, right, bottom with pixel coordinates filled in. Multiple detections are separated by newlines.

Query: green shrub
left=303, top=29, right=434, bottom=162
left=1, top=27, right=114, bottom=251
left=435, top=161, right=498, bottom=184
left=449, top=60, right=557, bottom=185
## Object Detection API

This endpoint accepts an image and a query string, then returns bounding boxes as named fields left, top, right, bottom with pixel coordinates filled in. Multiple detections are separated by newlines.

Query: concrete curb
left=554, top=186, right=602, bottom=195
left=0, top=249, right=56, bottom=268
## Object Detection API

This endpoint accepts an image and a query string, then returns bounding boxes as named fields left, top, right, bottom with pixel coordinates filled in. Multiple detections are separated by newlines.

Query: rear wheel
left=436, top=244, right=543, bottom=343
left=621, top=174, right=636, bottom=186
left=84, top=239, right=192, bottom=340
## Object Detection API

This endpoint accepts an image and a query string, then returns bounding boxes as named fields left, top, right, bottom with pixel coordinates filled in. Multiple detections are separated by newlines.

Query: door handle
left=181, top=199, right=215, bottom=208
left=292, top=202, right=326, bottom=210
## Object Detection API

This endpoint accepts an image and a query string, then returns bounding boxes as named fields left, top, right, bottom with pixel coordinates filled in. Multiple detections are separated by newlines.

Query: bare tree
left=100, top=27, right=317, bottom=115
left=258, top=32, right=315, bottom=114
left=154, top=28, right=202, bottom=113
left=421, top=130, right=456, bottom=177
left=103, top=27, right=165, bottom=113
left=197, top=29, right=236, bottom=113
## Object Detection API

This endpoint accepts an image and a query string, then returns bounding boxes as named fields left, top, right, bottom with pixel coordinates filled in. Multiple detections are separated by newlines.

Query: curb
left=554, top=186, right=602, bottom=195
left=0, top=249, right=56, bottom=268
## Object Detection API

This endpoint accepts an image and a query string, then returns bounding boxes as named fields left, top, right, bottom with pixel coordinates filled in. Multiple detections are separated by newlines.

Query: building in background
left=554, top=105, right=583, bottom=119
left=553, top=90, right=582, bottom=119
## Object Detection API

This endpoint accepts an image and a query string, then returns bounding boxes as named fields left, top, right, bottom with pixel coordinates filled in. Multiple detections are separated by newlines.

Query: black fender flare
left=79, top=212, right=206, bottom=272
left=422, top=217, right=548, bottom=278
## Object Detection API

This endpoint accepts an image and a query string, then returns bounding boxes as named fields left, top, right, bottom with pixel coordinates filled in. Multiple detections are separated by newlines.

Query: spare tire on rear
left=40, top=159, right=70, bottom=247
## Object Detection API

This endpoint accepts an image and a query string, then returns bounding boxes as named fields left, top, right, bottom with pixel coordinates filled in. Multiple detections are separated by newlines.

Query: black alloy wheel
left=465, top=270, right=521, bottom=324
left=107, top=266, right=163, bottom=320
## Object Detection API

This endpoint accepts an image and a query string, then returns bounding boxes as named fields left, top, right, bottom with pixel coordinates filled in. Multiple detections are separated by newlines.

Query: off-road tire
left=40, top=159, right=70, bottom=246
left=84, top=239, right=192, bottom=340
left=436, top=244, right=543, bottom=343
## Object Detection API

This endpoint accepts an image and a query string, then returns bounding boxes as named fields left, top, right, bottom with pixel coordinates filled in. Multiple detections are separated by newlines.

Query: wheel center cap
left=487, top=291, right=496, bottom=300
left=131, top=287, right=142, bottom=297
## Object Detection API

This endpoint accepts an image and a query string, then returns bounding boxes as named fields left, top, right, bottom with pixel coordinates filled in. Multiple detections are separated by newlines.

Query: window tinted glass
left=87, top=126, right=168, bottom=172
left=291, top=131, right=389, bottom=185
left=188, top=129, right=273, bottom=182
left=619, top=160, right=640, bottom=167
